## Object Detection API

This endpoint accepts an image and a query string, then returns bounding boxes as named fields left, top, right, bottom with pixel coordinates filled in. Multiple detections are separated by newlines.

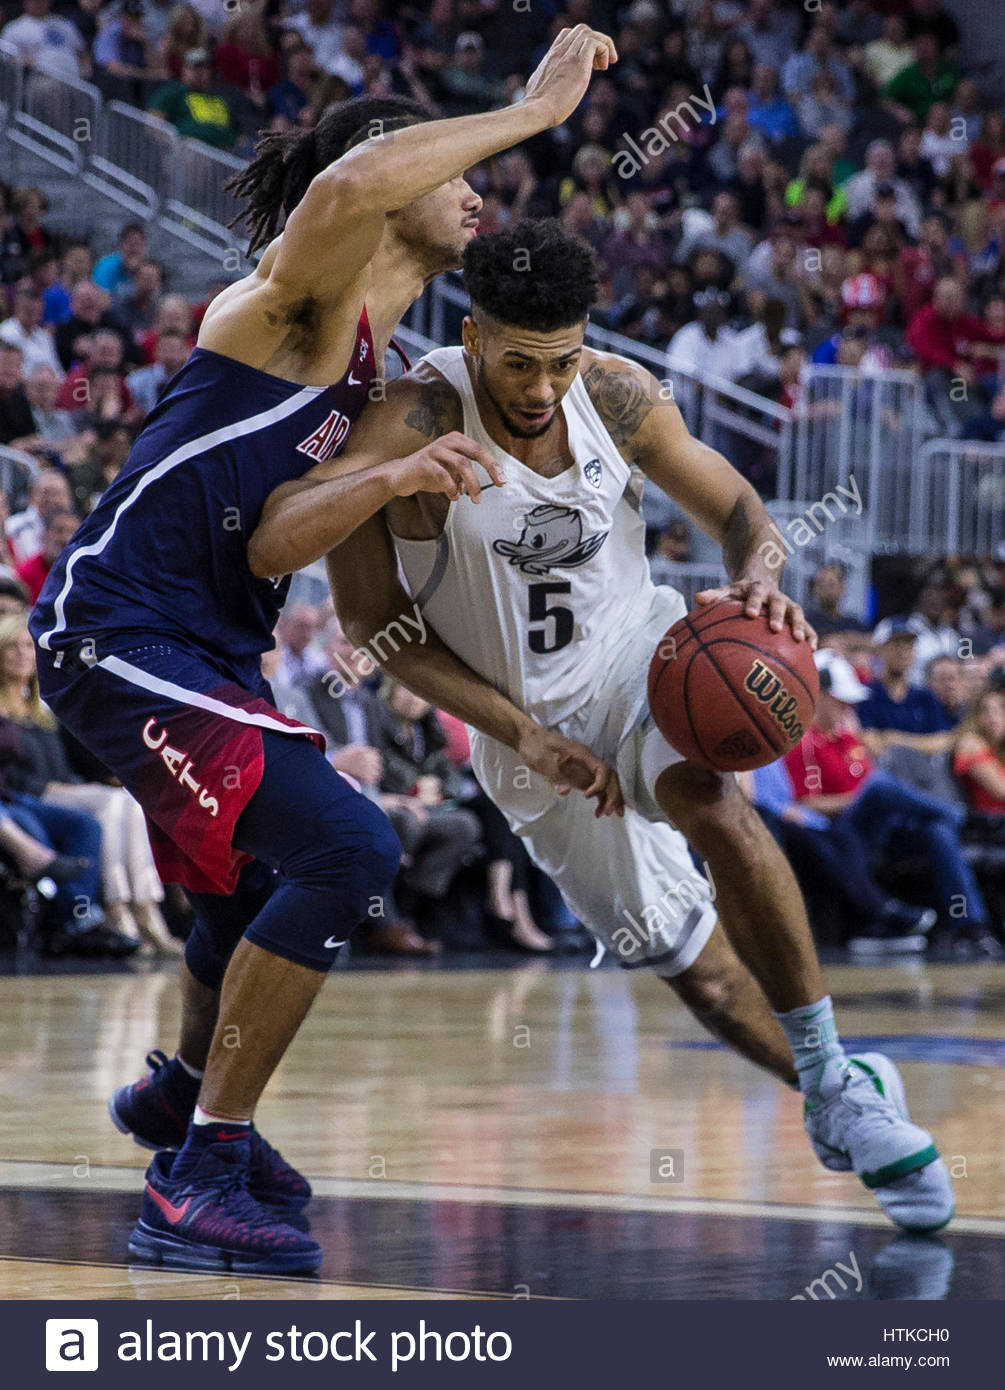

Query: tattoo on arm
left=722, top=496, right=755, bottom=579
left=583, top=362, right=655, bottom=451
left=403, top=377, right=462, bottom=439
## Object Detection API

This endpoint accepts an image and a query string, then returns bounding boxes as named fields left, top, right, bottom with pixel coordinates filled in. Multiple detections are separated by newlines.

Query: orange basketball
left=647, top=598, right=819, bottom=772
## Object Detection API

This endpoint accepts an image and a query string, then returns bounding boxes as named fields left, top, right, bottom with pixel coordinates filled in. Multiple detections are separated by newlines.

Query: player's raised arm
left=247, top=367, right=505, bottom=579
left=236, top=25, right=616, bottom=296
left=581, top=352, right=815, bottom=645
left=325, top=511, right=623, bottom=819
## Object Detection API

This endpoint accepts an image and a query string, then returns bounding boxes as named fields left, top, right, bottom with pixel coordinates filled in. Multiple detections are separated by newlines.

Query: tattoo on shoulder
left=404, top=377, right=461, bottom=439
left=583, top=362, right=655, bottom=449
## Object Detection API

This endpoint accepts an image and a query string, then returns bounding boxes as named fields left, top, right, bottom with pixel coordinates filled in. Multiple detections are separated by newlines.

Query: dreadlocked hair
left=226, top=95, right=432, bottom=256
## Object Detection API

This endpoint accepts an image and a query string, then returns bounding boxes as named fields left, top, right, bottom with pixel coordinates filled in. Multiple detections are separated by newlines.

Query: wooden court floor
left=1, top=956, right=1004, bottom=1300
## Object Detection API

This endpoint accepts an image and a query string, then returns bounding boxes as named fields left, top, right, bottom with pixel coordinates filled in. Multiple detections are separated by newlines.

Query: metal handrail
left=1, top=49, right=102, bottom=176
left=916, top=438, right=1005, bottom=557
left=0, top=50, right=244, bottom=262
left=86, top=100, right=178, bottom=219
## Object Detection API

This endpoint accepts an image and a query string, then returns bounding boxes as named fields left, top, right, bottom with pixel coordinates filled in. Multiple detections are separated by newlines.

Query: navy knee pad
left=243, top=797, right=401, bottom=970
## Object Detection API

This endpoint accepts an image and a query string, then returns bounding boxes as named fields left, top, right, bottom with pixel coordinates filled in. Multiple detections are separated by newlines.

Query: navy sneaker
left=248, top=1128, right=312, bottom=1210
left=109, top=1051, right=198, bottom=1151
left=110, top=1050, right=312, bottom=1209
left=128, top=1135, right=322, bottom=1275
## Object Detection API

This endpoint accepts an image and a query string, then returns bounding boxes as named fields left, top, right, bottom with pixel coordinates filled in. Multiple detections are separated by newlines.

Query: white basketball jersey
left=393, top=347, right=680, bottom=726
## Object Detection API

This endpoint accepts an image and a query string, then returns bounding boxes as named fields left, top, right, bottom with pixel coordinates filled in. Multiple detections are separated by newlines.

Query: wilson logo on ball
left=742, top=660, right=805, bottom=744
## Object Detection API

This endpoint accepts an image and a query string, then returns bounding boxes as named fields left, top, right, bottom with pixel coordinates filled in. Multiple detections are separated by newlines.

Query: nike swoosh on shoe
left=146, top=1184, right=192, bottom=1226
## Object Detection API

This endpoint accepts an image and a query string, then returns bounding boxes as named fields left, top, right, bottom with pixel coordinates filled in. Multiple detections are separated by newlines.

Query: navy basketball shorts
left=35, top=637, right=329, bottom=894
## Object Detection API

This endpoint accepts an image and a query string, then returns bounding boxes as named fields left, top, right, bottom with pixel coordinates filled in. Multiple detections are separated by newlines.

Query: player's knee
left=674, top=958, right=744, bottom=1022
left=286, top=798, right=401, bottom=924
left=688, top=976, right=738, bottom=1023
left=657, top=763, right=750, bottom=847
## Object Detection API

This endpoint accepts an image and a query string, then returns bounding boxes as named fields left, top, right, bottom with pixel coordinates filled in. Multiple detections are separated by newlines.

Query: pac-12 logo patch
left=584, top=457, right=603, bottom=488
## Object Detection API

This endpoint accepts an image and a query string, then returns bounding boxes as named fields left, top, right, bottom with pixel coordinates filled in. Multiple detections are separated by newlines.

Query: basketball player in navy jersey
left=29, top=30, right=622, bottom=1274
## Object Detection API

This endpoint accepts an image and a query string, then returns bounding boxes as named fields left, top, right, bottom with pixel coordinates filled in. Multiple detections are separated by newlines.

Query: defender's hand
left=381, top=433, right=505, bottom=503
left=518, top=725, right=624, bottom=818
left=696, top=577, right=817, bottom=647
left=524, top=25, right=617, bottom=128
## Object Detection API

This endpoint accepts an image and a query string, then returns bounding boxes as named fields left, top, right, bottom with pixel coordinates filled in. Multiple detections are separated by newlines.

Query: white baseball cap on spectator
left=814, top=648, right=870, bottom=704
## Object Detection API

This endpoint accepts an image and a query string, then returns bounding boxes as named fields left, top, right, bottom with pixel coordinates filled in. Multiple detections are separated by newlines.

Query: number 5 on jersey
left=529, top=582, right=574, bottom=654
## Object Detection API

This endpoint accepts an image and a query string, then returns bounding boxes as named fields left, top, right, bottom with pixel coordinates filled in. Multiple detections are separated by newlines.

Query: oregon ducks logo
left=743, top=659, right=804, bottom=744
left=492, top=504, right=608, bottom=576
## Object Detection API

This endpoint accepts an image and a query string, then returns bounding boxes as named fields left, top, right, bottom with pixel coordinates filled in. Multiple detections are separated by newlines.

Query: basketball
left=647, top=598, right=819, bottom=772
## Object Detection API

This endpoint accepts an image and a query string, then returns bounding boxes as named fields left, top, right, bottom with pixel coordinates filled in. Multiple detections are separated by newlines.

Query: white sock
left=175, top=1053, right=204, bottom=1080
left=193, top=1104, right=250, bottom=1127
left=774, top=995, right=849, bottom=1103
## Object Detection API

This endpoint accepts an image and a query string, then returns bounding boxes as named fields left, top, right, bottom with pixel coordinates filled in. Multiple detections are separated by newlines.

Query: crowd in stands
left=1, top=0, right=1005, bottom=433
left=1, top=0, right=1005, bottom=961
left=738, top=557, right=1005, bottom=961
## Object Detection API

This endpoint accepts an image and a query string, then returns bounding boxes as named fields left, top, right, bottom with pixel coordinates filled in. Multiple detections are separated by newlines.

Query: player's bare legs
left=124, top=949, right=319, bottom=1128
left=666, top=923, right=797, bottom=1086
left=177, top=964, right=220, bottom=1073
left=128, top=947, right=310, bottom=1121
left=655, top=762, right=825, bottom=1012
left=196, top=940, right=326, bottom=1119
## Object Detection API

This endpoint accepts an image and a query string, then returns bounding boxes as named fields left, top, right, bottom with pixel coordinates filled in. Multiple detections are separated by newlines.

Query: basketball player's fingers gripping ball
left=647, top=598, right=819, bottom=772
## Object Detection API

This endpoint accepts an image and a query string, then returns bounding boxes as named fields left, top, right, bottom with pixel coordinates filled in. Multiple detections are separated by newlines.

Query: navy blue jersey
left=30, top=309, right=377, bottom=681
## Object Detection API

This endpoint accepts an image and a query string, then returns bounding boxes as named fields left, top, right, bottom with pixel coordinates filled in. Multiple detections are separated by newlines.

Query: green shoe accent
left=847, top=1056, right=886, bottom=1099
left=860, top=1144, right=939, bottom=1189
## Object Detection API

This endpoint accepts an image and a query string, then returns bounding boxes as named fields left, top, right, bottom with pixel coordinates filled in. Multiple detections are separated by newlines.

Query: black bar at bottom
left=7, top=1297, right=990, bottom=1388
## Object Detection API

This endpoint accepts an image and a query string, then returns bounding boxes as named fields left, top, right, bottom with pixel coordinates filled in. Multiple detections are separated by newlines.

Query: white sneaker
left=803, top=1052, right=954, bottom=1232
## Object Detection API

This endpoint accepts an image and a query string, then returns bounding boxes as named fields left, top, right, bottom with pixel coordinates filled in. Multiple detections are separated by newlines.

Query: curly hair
left=226, top=95, right=432, bottom=256
left=462, top=219, right=600, bottom=331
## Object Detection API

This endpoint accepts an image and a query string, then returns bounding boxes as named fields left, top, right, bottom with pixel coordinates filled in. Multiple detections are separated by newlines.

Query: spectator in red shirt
left=907, top=275, right=987, bottom=371
left=15, top=509, right=79, bottom=603
left=984, top=157, right=1005, bottom=214
left=953, top=688, right=1005, bottom=815
left=894, top=214, right=964, bottom=321
left=11, top=188, right=55, bottom=260
left=971, top=114, right=1005, bottom=190
left=213, top=14, right=280, bottom=111
left=56, top=329, right=139, bottom=421
left=785, top=649, right=998, bottom=958
left=971, top=294, right=1005, bottom=390
left=906, top=276, right=992, bottom=434
left=785, top=652, right=875, bottom=805
left=136, top=293, right=194, bottom=364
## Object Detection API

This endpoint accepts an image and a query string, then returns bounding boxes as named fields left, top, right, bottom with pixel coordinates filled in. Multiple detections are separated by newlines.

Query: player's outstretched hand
left=518, top=725, right=624, bottom=819
left=383, top=432, right=506, bottom=503
left=696, top=577, right=818, bottom=648
left=524, top=24, right=617, bottom=129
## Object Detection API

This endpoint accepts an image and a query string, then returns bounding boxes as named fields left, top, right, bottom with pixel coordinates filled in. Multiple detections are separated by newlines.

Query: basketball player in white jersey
left=250, top=221, right=953, bottom=1232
